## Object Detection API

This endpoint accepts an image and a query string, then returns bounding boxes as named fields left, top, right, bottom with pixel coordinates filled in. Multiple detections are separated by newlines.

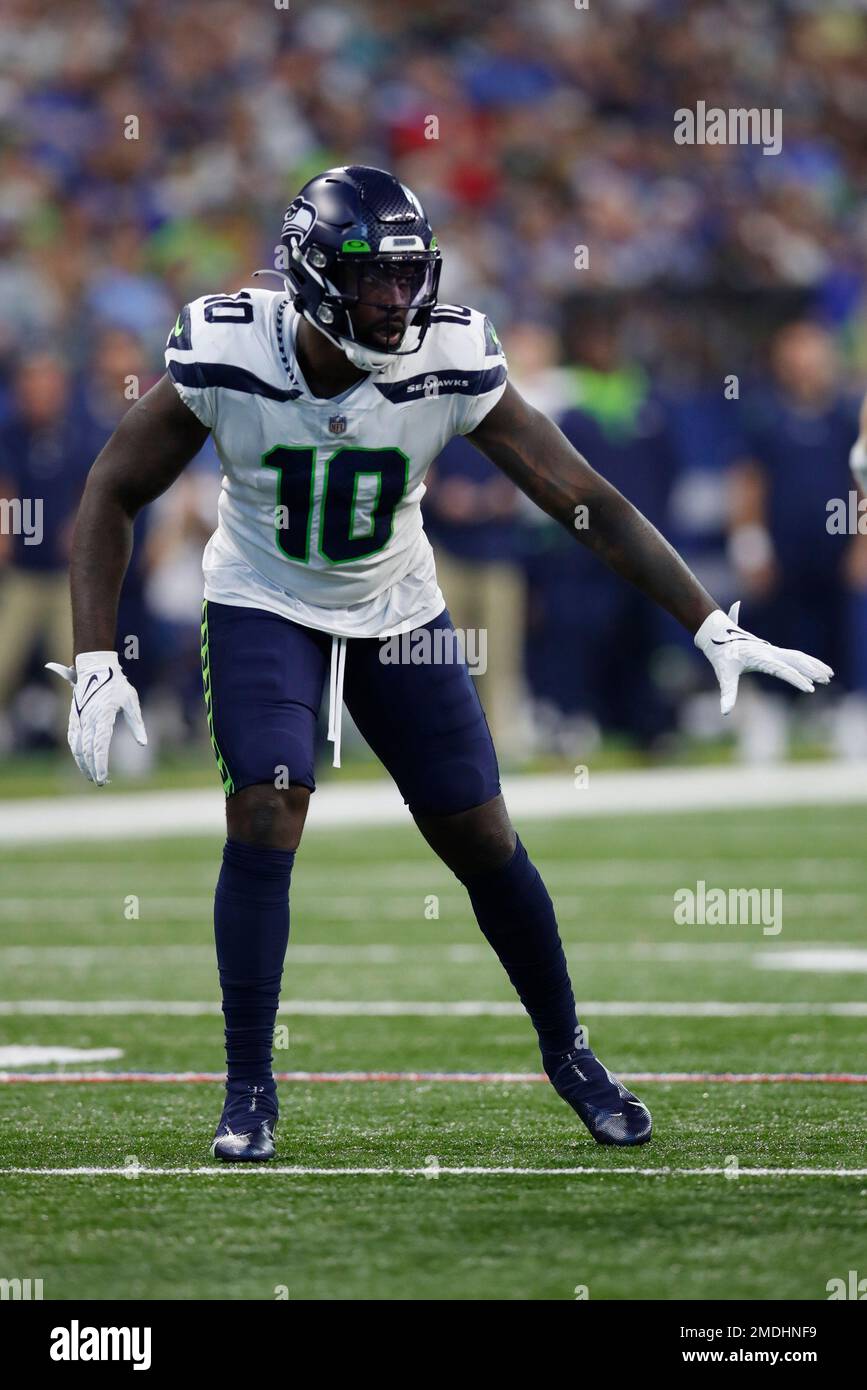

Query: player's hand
left=694, top=602, right=833, bottom=716
left=45, top=650, right=147, bottom=785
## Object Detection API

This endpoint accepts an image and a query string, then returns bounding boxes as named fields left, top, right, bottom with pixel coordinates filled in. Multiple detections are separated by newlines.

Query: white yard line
left=1, top=891, right=862, bottom=924
left=1, top=940, right=858, bottom=967
left=2, top=858, right=863, bottom=888
left=2, top=761, right=867, bottom=844
left=2, top=1164, right=865, bottom=1178
left=0, top=999, right=865, bottom=1017
left=1, top=1069, right=864, bottom=1085
left=0, top=1047, right=123, bottom=1066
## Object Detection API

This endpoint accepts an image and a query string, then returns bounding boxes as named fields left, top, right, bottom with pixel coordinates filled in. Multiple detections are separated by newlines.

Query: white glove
left=45, top=650, right=147, bottom=785
left=694, top=602, right=834, bottom=716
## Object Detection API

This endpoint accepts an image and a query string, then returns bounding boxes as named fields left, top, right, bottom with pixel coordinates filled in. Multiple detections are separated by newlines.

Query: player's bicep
left=467, top=379, right=538, bottom=451
left=468, top=379, right=604, bottom=523
left=86, top=374, right=211, bottom=517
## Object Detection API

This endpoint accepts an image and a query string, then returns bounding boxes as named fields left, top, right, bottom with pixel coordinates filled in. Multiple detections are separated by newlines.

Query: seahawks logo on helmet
left=281, top=197, right=318, bottom=247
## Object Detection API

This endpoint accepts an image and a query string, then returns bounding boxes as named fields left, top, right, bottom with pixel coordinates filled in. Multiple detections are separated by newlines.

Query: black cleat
left=545, top=1048, right=652, bottom=1147
left=212, top=1083, right=278, bottom=1162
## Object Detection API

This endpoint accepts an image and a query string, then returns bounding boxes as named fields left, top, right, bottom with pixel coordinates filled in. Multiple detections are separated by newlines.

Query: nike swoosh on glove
left=694, top=602, right=834, bottom=716
left=45, top=650, right=147, bottom=785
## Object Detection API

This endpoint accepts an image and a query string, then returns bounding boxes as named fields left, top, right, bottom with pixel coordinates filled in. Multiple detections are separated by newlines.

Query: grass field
left=0, top=799, right=865, bottom=1301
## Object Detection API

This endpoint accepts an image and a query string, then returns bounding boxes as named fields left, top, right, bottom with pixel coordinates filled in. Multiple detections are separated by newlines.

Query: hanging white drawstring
left=326, top=635, right=347, bottom=768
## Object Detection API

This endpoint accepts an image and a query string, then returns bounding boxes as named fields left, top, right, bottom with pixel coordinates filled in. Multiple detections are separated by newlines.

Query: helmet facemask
left=286, top=240, right=441, bottom=372
left=334, top=254, right=440, bottom=360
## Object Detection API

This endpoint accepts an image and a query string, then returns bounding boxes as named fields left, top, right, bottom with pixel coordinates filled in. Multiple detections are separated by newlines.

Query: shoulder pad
left=165, top=289, right=297, bottom=427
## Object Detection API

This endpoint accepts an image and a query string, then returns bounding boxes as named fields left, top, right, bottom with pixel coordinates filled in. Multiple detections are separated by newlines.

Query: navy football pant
left=202, top=600, right=501, bottom=815
left=203, top=600, right=579, bottom=1094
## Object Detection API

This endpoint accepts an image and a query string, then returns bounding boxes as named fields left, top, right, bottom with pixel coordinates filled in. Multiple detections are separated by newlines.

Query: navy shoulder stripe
left=374, top=363, right=506, bottom=404
left=168, top=360, right=302, bottom=402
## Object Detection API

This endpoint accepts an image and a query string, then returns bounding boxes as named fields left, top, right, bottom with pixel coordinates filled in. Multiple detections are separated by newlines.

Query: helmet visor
left=332, top=254, right=439, bottom=352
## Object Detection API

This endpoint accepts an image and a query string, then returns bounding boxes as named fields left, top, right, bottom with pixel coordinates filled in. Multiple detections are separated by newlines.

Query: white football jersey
left=165, top=289, right=508, bottom=637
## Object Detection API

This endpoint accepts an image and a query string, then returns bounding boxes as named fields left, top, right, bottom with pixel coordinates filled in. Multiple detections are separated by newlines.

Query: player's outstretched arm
left=70, top=375, right=210, bottom=653
left=468, top=381, right=833, bottom=711
left=47, top=375, right=210, bottom=782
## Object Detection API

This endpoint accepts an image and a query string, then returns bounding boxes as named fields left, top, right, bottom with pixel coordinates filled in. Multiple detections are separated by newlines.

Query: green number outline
left=261, top=445, right=410, bottom=567
left=318, top=446, right=410, bottom=565
left=261, top=445, right=316, bottom=563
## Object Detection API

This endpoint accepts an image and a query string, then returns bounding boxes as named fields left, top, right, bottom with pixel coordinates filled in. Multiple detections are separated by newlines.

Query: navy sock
left=459, top=836, right=580, bottom=1058
left=214, top=839, right=295, bottom=1107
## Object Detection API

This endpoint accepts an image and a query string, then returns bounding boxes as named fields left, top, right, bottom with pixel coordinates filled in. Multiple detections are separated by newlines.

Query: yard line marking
left=3, top=890, right=862, bottom=923
left=0, top=1047, right=122, bottom=1067
left=2, top=760, right=867, bottom=844
left=754, top=948, right=867, bottom=974
left=2, top=1165, right=866, bottom=1178
left=1, top=1070, right=864, bottom=1085
left=651, top=893, right=862, bottom=917
left=2, top=858, right=863, bottom=888
left=1, top=1000, right=866, bottom=1018
left=0, top=942, right=862, bottom=968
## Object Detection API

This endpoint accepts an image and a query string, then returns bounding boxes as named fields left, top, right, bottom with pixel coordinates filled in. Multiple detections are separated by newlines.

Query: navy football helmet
left=275, top=165, right=442, bottom=372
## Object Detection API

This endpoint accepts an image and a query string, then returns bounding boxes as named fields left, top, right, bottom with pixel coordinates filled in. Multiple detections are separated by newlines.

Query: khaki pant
left=433, top=547, right=527, bottom=758
left=0, top=569, right=73, bottom=725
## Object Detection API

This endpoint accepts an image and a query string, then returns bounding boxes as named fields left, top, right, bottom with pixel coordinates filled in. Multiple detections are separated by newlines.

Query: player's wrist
left=693, top=607, right=731, bottom=652
left=73, top=651, right=121, bottom=676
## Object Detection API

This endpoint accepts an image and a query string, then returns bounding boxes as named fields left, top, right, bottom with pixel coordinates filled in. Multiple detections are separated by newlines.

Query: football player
left=49, top=167, right=832, bottom=1160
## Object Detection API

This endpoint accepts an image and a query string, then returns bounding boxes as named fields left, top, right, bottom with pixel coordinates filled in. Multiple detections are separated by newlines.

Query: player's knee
left=416, top=795, right=517, bottom=878
left=459, top=819, right=517, bottom=876
left=226, top=782, right=310, bottom=850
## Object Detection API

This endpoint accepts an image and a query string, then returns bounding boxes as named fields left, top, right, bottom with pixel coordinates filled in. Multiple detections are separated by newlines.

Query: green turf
left=0, top=803, right=865, bottom=1300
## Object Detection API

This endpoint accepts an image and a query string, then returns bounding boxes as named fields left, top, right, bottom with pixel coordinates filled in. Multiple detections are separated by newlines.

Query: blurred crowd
left=2, top=0, right=867, bottom=767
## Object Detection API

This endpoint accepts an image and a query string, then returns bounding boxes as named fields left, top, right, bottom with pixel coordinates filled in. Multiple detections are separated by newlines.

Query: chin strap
left=327, top=635, right=348, bottom=768
left=302, top=308, right=394, bottom=373
left=253, top=269, right=416, bottom=374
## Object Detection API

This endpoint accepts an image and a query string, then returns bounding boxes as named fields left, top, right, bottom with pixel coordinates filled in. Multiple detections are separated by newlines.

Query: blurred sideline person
left=527, top=306, right=681, bottom=750
left=728, top=322, right=864, bottom=760
left=0, top=354, right=84, bottom=743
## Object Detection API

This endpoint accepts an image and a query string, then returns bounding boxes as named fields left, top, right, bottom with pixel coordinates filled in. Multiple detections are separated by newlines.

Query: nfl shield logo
left=329, top=414, right=347, bottom=435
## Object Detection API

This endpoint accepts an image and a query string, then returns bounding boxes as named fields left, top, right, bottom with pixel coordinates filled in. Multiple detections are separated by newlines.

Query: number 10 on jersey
left=262, top=446, right=409, bottom=566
